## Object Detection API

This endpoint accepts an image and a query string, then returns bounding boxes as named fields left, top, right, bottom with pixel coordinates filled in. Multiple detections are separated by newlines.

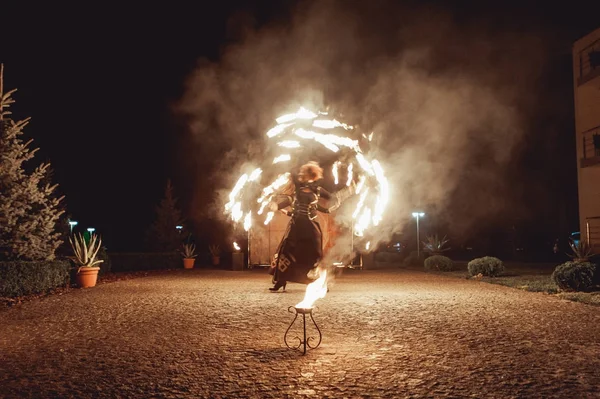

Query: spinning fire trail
left=224, top=106, right=389, bottom=312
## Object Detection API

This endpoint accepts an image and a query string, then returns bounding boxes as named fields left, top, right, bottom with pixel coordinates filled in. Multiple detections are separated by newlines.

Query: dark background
left=1, top=1, right=599, bottom=256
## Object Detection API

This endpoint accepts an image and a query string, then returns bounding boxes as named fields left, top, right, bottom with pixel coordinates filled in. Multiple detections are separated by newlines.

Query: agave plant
left=567, top=239, right=594, bottom=262
left=423, top=234, right=450, bottom=255
left=181, top=243, right=197, bottom=259
left=69, top=232, right=104, bottom=271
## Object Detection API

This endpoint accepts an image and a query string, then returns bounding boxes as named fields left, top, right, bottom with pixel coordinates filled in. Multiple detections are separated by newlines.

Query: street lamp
left=412, top=212, right=425, bottom=258
left=87, top=227, right=95, bottom=236
left=68, top=220, right=78, bottom=234
left=176, top=225, right=183, bottom=234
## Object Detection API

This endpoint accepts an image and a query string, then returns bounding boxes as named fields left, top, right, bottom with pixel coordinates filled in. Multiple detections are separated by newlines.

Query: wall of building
left=573, top=27, right=600, bottom=247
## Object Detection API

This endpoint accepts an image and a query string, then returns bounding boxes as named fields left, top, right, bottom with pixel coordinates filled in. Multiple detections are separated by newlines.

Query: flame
left=264, top=211, right=275, bottom=225
left=296, top=269, right=328, bottom=309
left=277, top=140, right=301, bottom=148
left=224, top=106, right=389, bottom=254
left=346, top=163, right=353, bottom=186
left=275, top=107, right=317, bottom=124
left=273, top=154, right=291, bottom=164
left=233, top=242, right=241, bottom=251
left=248, top=168, right=262, bottom=182
left=244, top=212, right=252, bottom=232
left=332, top=161, right=340, bottom=185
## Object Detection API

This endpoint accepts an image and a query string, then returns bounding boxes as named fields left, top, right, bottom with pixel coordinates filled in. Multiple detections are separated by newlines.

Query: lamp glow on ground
left=412, top=212, right=425, bottom=258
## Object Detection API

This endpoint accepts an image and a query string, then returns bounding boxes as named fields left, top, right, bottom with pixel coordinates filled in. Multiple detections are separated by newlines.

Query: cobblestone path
left=1, top=268, right=599, bottom=398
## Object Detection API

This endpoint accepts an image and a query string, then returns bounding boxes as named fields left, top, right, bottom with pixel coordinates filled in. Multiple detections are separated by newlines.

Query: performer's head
left=298, top=161, right=323, bottom=183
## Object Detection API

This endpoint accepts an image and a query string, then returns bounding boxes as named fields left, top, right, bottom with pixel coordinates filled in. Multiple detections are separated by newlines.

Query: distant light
left=233, top=242, right=241, bottom=251
left=87, top=228, right=95, bottom=233
left=412, top=212, right=425, bottom=218
left=176, top=225, right=183, bottom=230
left=68, top=221, right=78, bottom=227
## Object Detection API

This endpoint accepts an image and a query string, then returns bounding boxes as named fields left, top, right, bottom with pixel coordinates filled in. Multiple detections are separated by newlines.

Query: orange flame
left=295, top=269, right=328, bottom=309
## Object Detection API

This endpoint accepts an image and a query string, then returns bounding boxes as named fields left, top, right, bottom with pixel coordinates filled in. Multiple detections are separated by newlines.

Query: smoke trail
left=174, top=0, right=556, bottom=248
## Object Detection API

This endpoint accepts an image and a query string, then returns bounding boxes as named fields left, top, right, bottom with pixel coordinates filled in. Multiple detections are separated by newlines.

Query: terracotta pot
left=212, top=255, right=220, bottom=265
left=183, top=258, right=195, bottom=269
left=76, top=266, right=100, bottom=288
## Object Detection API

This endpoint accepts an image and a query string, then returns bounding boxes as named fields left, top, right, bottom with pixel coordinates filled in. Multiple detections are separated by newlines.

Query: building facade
left=573, top=27, right=600, bottom=248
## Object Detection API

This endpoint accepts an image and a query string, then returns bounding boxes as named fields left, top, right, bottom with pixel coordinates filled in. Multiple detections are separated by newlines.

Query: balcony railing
left=577, top=38, right=600, bottom=85
left=580, top=125, right=600, bottom=168
left=586, top=216, right=600, bottom=249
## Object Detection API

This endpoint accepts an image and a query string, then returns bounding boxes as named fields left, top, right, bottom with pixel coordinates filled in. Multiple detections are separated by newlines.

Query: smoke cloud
left=174, top=0, right=556, bottom=248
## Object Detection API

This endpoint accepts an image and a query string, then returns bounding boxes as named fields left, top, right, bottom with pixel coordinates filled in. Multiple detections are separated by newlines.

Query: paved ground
left=1, top=268, right=599, bottom=398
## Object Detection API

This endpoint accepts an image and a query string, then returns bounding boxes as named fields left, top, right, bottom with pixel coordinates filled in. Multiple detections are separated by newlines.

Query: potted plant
left=69, top=232, right=104, bottom=288
left=181, top=243, right=197, bottom=269
left=209, top=244, right=221, bottom=265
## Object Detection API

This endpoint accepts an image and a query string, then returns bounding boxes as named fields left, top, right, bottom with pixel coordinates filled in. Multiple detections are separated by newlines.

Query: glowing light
left=296, top=269, right=328, bottom=309
left=312, top=119, right=353, bottom=130
left=267, top=122, right=292, bottom=138
left=273, top=154, right=291, bottom=164
left=277, top=140, right=301, bottom=148
left=366, top=241, right=371, bottom=250
left=233, top=242, right=241, bottom=251
left=264, top=211, right=275, bottom=225
left=275, top=107, right=317, bottom=124
left=248, top=168, right=262, bottom=182
left=346, top=163, right=353, bottom=186
left=332, top=161, right=340, bottom=185
left=243, top=212, right=252, bottom=232
left=224, top=106, right=389, bottom=261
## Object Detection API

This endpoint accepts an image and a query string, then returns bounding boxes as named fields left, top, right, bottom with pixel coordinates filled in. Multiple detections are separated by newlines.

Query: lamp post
left=412, top=212, right=425, bottom=258
left=68, top=220, right=78, bottom=234
left=87, top=227, right=95, bottom=235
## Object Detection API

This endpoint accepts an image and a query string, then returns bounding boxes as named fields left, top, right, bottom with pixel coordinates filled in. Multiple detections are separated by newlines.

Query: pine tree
left=146, top=179, right=186, bottom=252
left=0, top=65, right=65, bottom=260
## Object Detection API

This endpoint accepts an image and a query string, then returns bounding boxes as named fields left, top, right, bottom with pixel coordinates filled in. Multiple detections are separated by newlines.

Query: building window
left=578, top=39, right=600, bottom=85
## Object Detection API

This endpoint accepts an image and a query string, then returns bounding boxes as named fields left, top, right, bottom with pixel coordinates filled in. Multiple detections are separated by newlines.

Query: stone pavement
left=1, top=268, right=599, bottom=398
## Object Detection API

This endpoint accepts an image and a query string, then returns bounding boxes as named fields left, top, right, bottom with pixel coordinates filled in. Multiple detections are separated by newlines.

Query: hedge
left=0, top=259, right=71, bottom=298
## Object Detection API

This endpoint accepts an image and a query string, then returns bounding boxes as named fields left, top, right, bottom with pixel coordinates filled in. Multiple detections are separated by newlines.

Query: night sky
left=1, top=1, right=599, bottom=252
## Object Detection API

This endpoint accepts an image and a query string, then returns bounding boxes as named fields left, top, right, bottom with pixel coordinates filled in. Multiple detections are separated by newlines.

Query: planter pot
left=183, top=258, right=195, bottom=269
left=212, top=255, right=220, bottom=265
left=76, top=266, right=100, bottom=288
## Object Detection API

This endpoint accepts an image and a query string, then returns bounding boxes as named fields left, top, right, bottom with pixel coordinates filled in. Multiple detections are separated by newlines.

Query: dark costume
left=270, top=176, right=335, bottom=290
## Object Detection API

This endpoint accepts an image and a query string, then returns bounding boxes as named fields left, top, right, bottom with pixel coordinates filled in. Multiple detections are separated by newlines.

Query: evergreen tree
left=146, top=179, right=186, bottom=251
left=0, top=66, right=65, bottom=260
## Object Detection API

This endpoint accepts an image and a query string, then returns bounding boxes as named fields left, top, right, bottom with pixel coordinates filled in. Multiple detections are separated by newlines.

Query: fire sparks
left=296, top=269, right=328, bottom=309
left=273, top=154, right=291, bottom=164
left=332, top=161, right=340, bottom=185
left=224, top=106, right=389, bottom=241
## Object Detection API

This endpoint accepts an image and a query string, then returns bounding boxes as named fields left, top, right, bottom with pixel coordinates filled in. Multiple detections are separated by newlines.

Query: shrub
left=0, top=259, right=70, bottom=297
left=403, top=250, right=425, bottom=267
left=424, top=255, right=454, bottom=271
left=467, top=256, right=505, bottom=277
left=551, top=261, right=596, bottom=292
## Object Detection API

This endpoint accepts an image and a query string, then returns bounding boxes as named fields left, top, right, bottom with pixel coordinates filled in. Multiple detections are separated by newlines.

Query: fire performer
left=268, top=161, right=353, bottom=292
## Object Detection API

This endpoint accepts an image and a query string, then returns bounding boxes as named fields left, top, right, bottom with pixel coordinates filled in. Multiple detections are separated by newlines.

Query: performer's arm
left=316, top=204, right=330, bottom=214
left=319, top=187, right=332, bottom=200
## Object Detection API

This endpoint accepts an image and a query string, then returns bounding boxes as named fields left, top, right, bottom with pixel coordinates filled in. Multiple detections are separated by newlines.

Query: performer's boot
left=269, top=281, right=287, bottom=292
